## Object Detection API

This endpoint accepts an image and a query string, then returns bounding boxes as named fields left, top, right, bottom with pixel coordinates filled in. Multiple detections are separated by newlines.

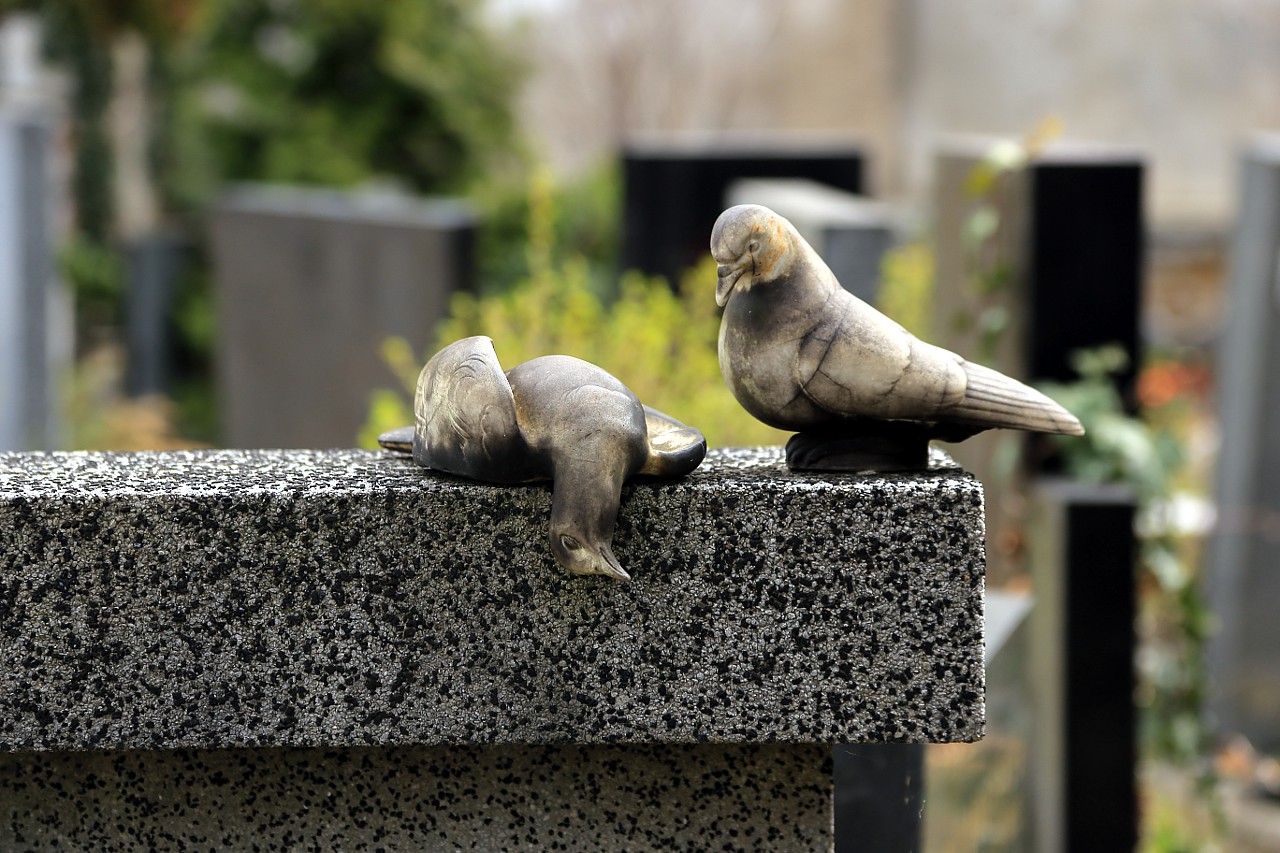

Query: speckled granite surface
left=0, top=743, right=832, bottom=851
left=0, top=446, right=984, bottom=751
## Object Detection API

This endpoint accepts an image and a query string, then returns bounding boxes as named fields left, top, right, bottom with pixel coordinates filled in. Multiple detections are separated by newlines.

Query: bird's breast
left=718, top=293, right=830, bottom=430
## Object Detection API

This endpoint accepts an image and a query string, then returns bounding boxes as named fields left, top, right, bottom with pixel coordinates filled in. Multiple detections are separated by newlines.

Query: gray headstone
left=211, top=186, right=476, bottom=448
left=726, top=178, right=900, bottom=304
left=1208, top=134, right=1280, bottom=752
left=124, top=234, right=188, bottom=397
left=0, top=105, right=65, bottom=451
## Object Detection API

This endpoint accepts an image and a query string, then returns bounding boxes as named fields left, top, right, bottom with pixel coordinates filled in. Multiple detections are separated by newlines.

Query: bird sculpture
left=711, top=204, right=1084, bottom=471
left=378, top=336, right=706, bottom=581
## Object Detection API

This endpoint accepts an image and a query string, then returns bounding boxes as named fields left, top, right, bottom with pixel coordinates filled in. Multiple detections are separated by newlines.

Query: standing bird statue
left=711, top=204, right=1084, bottom=471
left=379, top=336, right=706, bottom=581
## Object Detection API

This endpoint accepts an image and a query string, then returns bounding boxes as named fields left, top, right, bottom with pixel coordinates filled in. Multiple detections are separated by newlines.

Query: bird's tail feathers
left=377, top=426, right=415, bottom=454
left=949, top=362, right=1085, bottom=436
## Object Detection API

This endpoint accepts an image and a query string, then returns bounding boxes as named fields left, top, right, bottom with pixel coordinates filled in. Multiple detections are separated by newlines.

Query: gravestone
left=124, top=234, right=188, bottom=397
left=211, top=186, right=475, bottom=448
left=621, top=134, right=865, bottom=285
left=0, top=446, right=985, bottom=851
left=723, top=178, right=914, bottom=850
left=1208, top=134, right=1280, bottom=752
left=0, top=104, right=65, bottom=451
left=932, top=138, right=1144, bottom=852
left=727, top=177, right=899, bottom=304
left=932, top=138, right=1144, bottom=582
left=932, top=137, right=1144, bottom=409
left=1028, top=481, right=1138, bottom=853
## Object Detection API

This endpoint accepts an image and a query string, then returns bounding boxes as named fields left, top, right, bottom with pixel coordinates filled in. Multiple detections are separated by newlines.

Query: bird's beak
left=594, top=545, right=631, bottom=582
left=716, top=265, right=742, bottom=307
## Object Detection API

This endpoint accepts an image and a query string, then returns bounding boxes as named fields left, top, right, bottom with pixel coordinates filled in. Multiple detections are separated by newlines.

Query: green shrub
left=359, top=173, right=786, bottom=451
left=358, top=257, right=788, bottom=451
left=875, top=241, right=933, bottom=339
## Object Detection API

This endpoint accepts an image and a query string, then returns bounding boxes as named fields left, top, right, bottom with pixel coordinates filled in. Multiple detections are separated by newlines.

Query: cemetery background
left=3, top=0, right=1280, bottom=850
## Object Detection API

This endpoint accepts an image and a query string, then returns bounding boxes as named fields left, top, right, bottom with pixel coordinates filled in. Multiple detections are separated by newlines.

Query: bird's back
left=795, top=284, right=970, bottom=423
left=712, top=202, right=1082, bottom=440
left=506, top=356, right=650, bottom=477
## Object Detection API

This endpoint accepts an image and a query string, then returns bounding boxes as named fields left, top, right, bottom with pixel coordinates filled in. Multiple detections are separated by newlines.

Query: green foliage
left=164, top=0, right=524, bottom=209
left=473, top=164, right=622, bottom=297
left=1042, top=346, right=1222, bottom=839
left=58, top=234, right=125, bottom=335
left=948, top=119, right=1064, bottom=362
left=875, top=241, right=933, bottom=339
left=1040, top=346, right=1181, bottom=496
left=359, top=175, right=787, bottom=451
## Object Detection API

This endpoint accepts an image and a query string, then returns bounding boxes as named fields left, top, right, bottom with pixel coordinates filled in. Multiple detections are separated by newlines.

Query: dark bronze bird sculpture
left=711, top=204, right=1084, bottom=471
left=379, top=336, right=706, bottom=581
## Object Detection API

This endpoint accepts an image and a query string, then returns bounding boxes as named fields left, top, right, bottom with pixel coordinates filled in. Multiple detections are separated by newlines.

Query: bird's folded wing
left=797, top=309, right=968, bottom=421
left=414, top=336, right=532, bottom=478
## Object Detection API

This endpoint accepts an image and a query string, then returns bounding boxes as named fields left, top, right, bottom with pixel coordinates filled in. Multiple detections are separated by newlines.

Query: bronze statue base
left=785, top=423, right=934, bottom=473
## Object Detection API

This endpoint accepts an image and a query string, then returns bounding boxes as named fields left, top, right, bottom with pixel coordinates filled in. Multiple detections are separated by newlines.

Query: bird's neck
left=791, top=254, right=841, bottom=302
left=737, top=255, right=838, bottom=326
left=548, top=457, right=627, bottom=545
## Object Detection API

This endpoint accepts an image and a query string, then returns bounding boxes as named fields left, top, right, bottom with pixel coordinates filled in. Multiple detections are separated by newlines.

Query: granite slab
left=0, top=446, right=985, bottom=752
left=0, top=743, right=832, bottom=852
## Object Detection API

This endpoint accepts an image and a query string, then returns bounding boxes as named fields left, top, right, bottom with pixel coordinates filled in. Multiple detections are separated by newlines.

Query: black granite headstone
left=621, top=137, right=864, bottom=285
left=1025, top=153, right=1143, bottom=397
left=1030, top=481, right=1138, bottom=853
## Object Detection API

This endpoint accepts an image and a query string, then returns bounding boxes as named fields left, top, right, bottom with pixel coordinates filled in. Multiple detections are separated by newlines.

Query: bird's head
left=549, top=525, right=630, bottom=582
left=710, top=204, right=795, bottom=306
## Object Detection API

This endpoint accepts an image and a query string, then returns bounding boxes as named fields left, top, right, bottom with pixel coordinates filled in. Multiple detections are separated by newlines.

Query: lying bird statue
left=711, top=204, right=1084, bottom=471
left=379, top=336, right=706, bottom=581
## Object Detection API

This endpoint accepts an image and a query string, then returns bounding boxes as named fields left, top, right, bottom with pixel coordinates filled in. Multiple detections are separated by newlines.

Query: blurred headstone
left=0, top=104, right=65, bottom=451
left=834, top=745, right=923, bottom=852
left=1208, top=134, right=1280, bottom=752
left=933, top=136, right=1144, bottom=404
left=621, top=134, right=865, bottom=286
left=0, top=14, right=40, bottom=95
left=726, top=178, right=899, bottom=304
left=211, top=186, right=475, bottom=448
left=124, top=234, right=188, bottom=397
left=932, top=138, right=1144, bottom=583
left=1028, top=480, right=1138, bottom=853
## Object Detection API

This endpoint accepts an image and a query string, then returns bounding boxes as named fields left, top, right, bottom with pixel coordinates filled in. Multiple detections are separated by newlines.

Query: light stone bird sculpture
left=711, top=204, right=1083, bottom=470
left=379, top=336, right=706, bottom=581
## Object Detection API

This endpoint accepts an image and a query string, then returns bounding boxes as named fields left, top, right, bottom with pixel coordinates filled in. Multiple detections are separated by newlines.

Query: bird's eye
left=747, top=239, right=760, bottom=254
left=560, top=535, right=582, bottom=552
